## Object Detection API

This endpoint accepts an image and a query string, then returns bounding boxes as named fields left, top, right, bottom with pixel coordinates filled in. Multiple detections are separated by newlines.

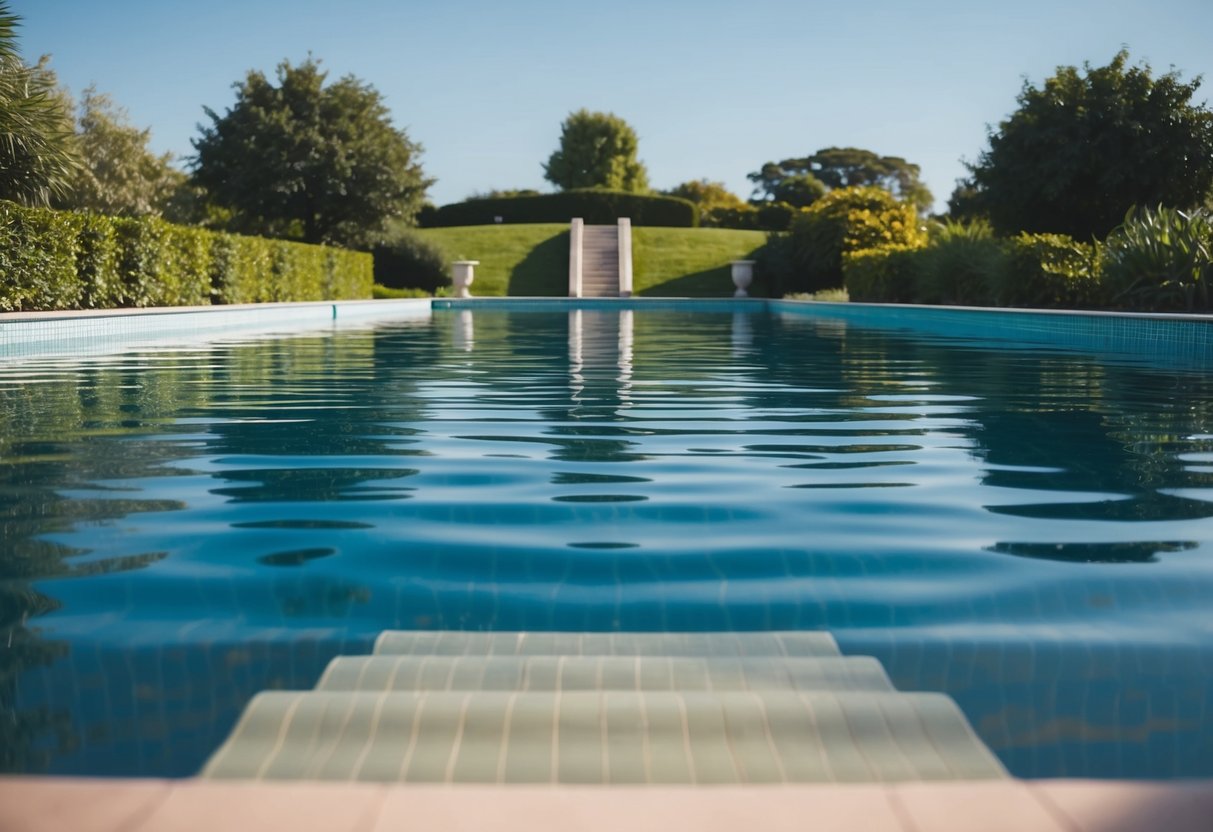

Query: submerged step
left=317, top=655, right=893, bottom=693
left=201, top=689, right=1007, bottom=784
left=373, top=630, right=841, bottom=657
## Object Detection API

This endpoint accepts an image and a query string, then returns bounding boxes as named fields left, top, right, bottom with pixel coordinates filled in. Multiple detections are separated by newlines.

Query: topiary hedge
left=423, top=188, right=699, bottom=228
left=0, top=201, right=372, bottom=312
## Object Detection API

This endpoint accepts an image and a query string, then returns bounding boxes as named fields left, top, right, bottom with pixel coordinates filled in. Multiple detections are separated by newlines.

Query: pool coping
left=1, top=777, right=1210, bottom=831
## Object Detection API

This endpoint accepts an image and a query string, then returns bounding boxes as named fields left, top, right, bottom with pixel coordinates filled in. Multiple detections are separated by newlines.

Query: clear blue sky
left=15, top=0, right=1213, bottom=211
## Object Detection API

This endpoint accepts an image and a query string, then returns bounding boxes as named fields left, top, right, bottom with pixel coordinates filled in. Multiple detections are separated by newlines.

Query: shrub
left=754, top=232, right=797, bottom=296
left=843, top=244, right=923, bottom=303
left=326, top=247, right=373, bottom=300
left=425, top=189, right=698, bottom=228
left=0, top=201, right=372, bottom=311
left=702, top=204, right=759, bottom=230
left=269, top=239, right=327, bottom=302
left=75, top=213, right=122, bottom=309
left=787, top=187, right=924, bottom=293
left=997, top=233, right=1103, bottom=308
left=372, top=228, right=450, bottom=292
left=754, top=201, right=799, bottom=232
left=111, top=216, right=173, bottom=307
left=914, top=220, right=1005, bottom=306
left=0, top=201, right=82, bottom=311
left=1103, top=205, right=1212, bottom=311
left=163, top=224, right=214, bottom=307
left=210, top=233, right=272, bottom=304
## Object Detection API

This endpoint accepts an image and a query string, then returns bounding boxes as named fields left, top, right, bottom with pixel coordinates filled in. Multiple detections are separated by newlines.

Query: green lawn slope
left=415, top=224, right=770, bottom=297
left=632, top=227, right=767, bottom=297
left=415, top=224, right=568, bottom=296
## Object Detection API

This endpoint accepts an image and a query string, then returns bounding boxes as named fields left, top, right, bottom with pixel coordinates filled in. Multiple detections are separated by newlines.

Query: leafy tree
left=748, top=162, right=826, bottom=208
left=749, top=148, right=930, bottom=210
left=543, top=109, right=649, bottom=192
left=191, top=58, right=431, bottom=248
left=663, top=179, right=747, bottom=212
left=664, top=179, right=757, bottom=229
left=0, top=3, right=79, bottom=206
left=952, top=50, right=1213, bottom=239
left=55, top=86, right=183, bottom=217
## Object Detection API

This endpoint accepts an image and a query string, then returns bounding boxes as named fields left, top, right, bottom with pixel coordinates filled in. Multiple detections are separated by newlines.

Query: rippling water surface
left=2, top=307, right=1212, bottom=778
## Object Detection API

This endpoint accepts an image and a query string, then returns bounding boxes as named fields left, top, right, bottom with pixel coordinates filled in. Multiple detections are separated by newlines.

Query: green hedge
left=843, top=244, right=922, bottom=303
left=424, top=189, right=699, bottom=228
left=842, top=232, right=1105, bottom=308
left=0, top=201, right=372, bottom=312
left=997, top=233, right=1103, bottom=308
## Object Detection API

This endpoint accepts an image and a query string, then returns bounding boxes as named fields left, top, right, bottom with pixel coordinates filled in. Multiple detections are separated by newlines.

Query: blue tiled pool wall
left=0, top=299, right=431, bottom=360
left=772, top=300, right=1213, bottom=370
left=4, top=296, right=1209, bottom=368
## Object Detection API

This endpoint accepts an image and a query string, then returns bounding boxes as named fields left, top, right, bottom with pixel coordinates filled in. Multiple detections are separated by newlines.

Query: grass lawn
left=415, top=224, right=569, bottom=295
left=632, top=227, right=769, bottom=297
left=412, top=224, right=771, bottom=297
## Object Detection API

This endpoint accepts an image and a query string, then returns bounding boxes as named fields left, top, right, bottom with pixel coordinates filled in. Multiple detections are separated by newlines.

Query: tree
left=747, top=162, right=826, bottom=208
left=191, top=58, right=431, bottom=248
left=663, top=179, right=746, bottom=212
left=952, top=50, right=1213, bottom=239
left=0, top=3, right=79, bottom=206
left=543, top=109, right=649, bottom=192
left=748, top=148, right=930, bottom=210
left=55, top=86, right=183, bottom=217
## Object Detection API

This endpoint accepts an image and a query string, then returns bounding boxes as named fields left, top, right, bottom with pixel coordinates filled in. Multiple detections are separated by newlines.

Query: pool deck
left=2, top=777, right=1212, bottom=831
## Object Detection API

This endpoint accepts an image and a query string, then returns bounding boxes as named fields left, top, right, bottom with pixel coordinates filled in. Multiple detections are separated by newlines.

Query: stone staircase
left=580, top=225, right=621, bottom=298
left=201, top=632, right=1007, bottom=784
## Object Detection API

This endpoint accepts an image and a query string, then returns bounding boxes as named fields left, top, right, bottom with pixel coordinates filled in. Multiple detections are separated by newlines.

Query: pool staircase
left=200, top=631, right=1008, bottom=784
left=569, top=218, right=633, bottom=298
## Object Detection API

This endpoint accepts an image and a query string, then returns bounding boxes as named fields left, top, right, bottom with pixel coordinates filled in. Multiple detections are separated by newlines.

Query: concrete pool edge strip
left=1, top=777, right=1211, bottom=832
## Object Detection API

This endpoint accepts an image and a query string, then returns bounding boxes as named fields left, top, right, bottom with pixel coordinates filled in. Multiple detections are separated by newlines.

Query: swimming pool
left=2, top=301, right=1211, bottom=778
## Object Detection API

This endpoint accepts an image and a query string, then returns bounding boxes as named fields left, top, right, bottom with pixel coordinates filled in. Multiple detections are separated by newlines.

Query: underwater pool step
left=373, top=630, right=841, bottom=657
left=317, top=655, right=894, bottom=693
left=200, top=689, right=1007, bottom=784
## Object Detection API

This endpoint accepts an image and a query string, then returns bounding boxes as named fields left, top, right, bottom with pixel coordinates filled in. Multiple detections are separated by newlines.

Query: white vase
left=731, top=260, right=755, bottom=297
left=451, top=260, right=479, bottom=298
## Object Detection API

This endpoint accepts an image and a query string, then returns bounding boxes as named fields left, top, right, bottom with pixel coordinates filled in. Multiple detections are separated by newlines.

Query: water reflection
left=1, top=308, right=1212, bottom=778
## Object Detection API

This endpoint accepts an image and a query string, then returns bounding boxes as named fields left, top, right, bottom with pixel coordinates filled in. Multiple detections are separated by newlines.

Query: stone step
left=316, top=655, right=894, bottom=693
left=200, top=689, right=1007, bottom=784
left=373, top=630, right=842, bottom=657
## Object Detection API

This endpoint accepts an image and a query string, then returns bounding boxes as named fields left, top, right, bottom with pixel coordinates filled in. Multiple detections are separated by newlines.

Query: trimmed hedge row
left=422, top=188, right=699, bottom=228
left=0, top=201, right=372, bottom=312
left=843, top=233, right=1103, bottom=309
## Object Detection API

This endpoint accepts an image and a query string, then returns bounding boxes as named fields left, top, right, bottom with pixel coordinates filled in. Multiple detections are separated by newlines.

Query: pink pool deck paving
left=2, top=778, right=1212, bottom=832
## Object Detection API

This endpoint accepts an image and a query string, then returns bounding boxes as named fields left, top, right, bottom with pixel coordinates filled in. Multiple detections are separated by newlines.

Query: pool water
left=2, top=306, right=1211, bottom=778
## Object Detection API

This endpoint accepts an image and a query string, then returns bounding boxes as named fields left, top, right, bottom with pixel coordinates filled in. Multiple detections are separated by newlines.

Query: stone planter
left=451, top=260, right=479, bottom=298
left=730, top=260, right=755, bottom=297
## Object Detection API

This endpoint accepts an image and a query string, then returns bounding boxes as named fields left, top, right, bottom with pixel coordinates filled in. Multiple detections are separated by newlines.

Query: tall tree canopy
left=0, top=2, right=79, bottom=206
left=748, top=147, right=931, bottom=210
left=951, top=50, right=1213, bottom=239
left=192, top=58, right=431, bottom=248
left=55, top=86, right=183, bottom=217
left=543, top=109, right=649, bottom=192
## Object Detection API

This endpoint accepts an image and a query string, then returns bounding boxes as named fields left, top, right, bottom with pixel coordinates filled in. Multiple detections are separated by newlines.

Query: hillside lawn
left=414, top=225, right=769, bottom=297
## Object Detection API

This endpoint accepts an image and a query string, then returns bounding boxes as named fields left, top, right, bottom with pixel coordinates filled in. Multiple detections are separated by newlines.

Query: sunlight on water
left=1, top=307, right=1211, bottom=778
